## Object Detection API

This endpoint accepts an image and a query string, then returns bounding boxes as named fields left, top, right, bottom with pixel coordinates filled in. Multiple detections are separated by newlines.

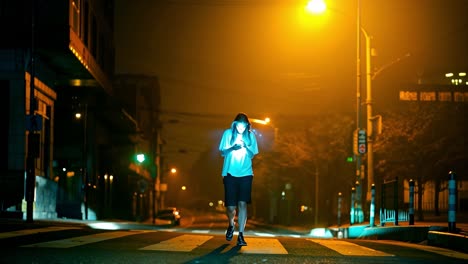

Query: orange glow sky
left=114, top=0, right=468, bottom=172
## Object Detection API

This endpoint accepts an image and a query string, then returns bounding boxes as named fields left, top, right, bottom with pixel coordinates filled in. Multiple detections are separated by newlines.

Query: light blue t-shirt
left=219, top=129, right=259, bottom=177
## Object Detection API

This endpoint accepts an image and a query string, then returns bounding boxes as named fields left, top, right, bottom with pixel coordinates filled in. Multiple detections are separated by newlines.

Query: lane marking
left=236, top=238, right=288, bottom=254
left=0, top=227, right=81, bottom=239
left=308, top=239, right=394, bottom=256
left=140, top=234, right=212, bottom=252
left=22, top=230, right=148, bottom=248
left=192, top=230, right=210, bottom=234
left=253, top=232, right=275, bottom=237
left=370, top=240, right=468, bottom=260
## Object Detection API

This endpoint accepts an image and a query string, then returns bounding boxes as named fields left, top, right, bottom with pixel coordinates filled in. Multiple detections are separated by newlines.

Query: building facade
left=0, top=0, right=156, bottom=221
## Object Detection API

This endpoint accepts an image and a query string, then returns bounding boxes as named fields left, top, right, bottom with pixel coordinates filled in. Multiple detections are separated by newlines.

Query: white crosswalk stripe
left=0, top=226, right=81, bottom=239
left=4, top=227, right=466, bottom=259
left=237, top=237, right=288, bottom=254
left=308, top=239, right=394, bottom=256
left=140, top=234, right=212, bottom=252
left=21, top=230, right=154, bottom=248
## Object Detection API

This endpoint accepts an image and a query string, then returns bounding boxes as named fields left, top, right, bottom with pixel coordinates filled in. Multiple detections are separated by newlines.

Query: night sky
left=114, top=0, right=468, bottom=178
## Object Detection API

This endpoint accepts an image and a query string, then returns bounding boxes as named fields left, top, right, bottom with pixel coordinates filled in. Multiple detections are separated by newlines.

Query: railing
left=379, top=208, right=409, bottom=226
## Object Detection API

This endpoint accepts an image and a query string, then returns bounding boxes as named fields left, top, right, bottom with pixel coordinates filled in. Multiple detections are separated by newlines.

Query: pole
left=370, top=183, right=375, bottom=226
left=83, top=103, right=88, bottom=220
left=409, top=179, right=415, bottom=225
left=363, top=28, right=374, bottom=204
left=355, top=180, right=362, bottom=222
left=448, top=171, right=457, bottom=233
left=354, top=0, right=363, bottom=224
left=314, top=166, right=319, bottom=226
left=350, top=187, right=355, bottom=225
left=26, top=0, right=37, bottom=223
left=337, top=192, right=342, bottom=226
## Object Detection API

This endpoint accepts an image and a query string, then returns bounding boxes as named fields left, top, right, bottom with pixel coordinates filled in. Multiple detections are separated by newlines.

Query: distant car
left=156, top=207, right=181, bottom=226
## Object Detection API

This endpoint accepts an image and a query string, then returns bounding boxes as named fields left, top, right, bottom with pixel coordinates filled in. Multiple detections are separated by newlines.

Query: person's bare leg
left=225, top=206, right=236, bottom=241
left=226, top=206, right=236, bottom=226
left=236, top=201, right=248, bottom=245
left=237, top=201, right=247, bottom=232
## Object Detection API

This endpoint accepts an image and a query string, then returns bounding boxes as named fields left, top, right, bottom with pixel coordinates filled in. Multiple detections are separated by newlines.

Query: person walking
left=218, top=112, right=259, bottom=246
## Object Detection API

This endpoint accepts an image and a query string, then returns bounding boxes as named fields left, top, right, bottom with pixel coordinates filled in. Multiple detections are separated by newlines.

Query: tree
left=373, top=102, right=468, bottom=219
left=253, top=113, right=354, bottom=225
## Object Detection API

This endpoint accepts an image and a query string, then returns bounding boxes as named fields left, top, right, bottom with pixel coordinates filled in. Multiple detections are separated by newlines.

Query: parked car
left=156, top=207, right=181, bottom=226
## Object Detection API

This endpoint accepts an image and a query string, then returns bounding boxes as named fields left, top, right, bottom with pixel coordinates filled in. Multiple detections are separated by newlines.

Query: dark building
left=1, top=0, right=157, bottom=221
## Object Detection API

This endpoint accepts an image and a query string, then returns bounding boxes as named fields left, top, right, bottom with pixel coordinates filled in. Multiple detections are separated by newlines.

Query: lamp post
left=75, top=103, right=88, bottom=220
left=354, top=0, right=364, bottom=223
left=305, top=0, right=367, bottom=222
left=363, top=27, right=375, bottom=204
left=160, top=166, right=176, bottom=210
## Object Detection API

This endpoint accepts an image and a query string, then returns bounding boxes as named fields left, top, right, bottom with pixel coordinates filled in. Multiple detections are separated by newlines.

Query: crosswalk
left=1, top=226, right=468, bottom=260
left=22, top=230, right=152, bottom=248
left=0, top=226, right=80, bottom=239
left=307, top=239, right=393, bottom=256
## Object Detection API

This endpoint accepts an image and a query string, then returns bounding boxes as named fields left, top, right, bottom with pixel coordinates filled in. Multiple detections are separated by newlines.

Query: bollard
left=370, top=184, right=375, bottom=227
left=337, top=192, right=342, bottom=226
left=409, top=179, right=415, bottom=225
left=448, top=171, right=457, bottom=233
left=350, top=187, right=355, bottom=225
left=355, top=181, right=363, bottom=223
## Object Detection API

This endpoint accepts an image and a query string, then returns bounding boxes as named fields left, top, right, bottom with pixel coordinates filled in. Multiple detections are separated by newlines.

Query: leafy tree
left=373, top=102, right=467, bottom=219
left=253, top=113, right=354, bottom=225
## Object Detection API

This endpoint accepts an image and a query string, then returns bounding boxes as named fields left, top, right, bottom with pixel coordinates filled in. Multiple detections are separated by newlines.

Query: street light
left=305, top=0, right=367, bottom=222
left=160, top=166, right=177, bottom=209
left=306, top=0, right=326, bottom=14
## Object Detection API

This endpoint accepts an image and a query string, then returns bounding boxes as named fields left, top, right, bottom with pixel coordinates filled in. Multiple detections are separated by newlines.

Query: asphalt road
left=0, top=211, right=467, bottom=264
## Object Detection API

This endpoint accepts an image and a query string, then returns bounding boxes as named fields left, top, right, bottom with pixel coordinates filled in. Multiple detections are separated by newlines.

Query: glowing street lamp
left=306, top=0, right=326, bottom=14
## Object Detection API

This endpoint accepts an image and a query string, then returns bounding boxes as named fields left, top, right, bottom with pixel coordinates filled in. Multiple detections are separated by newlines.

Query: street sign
left=358, top=129, right=367, bottom=154
left=353, top=129, right=367, bottom=155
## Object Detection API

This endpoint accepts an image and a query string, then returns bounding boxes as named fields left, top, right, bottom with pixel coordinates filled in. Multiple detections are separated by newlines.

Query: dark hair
left=233, top=113, right=251, bottom=127
left=229, top=112, right=252, bottom=145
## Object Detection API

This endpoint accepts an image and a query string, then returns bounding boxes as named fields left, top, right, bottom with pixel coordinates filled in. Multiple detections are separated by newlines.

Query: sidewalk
left=251, top=216, right=468, bottom=254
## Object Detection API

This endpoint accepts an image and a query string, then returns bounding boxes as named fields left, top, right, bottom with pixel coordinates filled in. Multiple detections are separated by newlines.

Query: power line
left=156, top=0, right=295, bottom=7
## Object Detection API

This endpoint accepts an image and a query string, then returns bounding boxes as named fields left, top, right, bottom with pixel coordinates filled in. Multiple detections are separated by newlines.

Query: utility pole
left=354, top=0, right=363, bottom=224
left=363, top=28, right=374, bottom=204
left=26, top=0, right=37, bottom=223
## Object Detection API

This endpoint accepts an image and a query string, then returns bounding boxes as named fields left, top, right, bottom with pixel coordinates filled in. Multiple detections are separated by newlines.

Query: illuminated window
left=420, top=92, right=436, bottom=101
left=399, top=91, right=418, bottom=101
left=438, top=92, right=452, bottom=102
left=454, top=92, right=466, bottom=102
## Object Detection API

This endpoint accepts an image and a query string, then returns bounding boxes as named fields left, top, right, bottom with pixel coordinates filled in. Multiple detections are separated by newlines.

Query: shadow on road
left=184, top=243, right=241, bottom=264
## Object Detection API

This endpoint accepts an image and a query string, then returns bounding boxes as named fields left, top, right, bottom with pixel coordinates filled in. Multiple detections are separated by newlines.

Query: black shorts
left=223, top=174, right=253, bottom=206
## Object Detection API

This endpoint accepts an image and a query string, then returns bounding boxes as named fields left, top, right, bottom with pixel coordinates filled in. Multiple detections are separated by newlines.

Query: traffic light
left=136, top=153, right=146, bottom=163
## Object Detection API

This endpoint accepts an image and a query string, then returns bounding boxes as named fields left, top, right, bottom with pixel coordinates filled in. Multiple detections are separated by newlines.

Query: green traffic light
left=136, top=153, right=145, bottom=163
left=346, top=156, right=354, bottom=162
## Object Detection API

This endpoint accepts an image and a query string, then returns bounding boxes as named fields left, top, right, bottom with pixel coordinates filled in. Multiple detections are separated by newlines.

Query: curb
left=327, top=224, right=468, bottom=254
left=427, top=230, right=468, bottom=253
